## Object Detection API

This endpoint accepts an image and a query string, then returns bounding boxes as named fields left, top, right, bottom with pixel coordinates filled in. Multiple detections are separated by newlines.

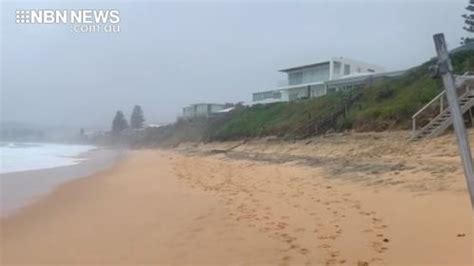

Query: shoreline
left=1, top=132, right=473, bottom=265
left=0, top=147, right=124, bottom=217
left=1, top=150, right=287, bottom=265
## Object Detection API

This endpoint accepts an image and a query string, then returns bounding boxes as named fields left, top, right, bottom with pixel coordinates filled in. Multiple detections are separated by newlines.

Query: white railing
left=411, top=90, right=446, bottom=137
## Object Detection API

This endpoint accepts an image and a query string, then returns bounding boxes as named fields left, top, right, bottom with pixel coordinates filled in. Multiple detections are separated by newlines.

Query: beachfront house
left=182, top=103, right=227, bottom=119
left=252, top=57, right=403, bottom=104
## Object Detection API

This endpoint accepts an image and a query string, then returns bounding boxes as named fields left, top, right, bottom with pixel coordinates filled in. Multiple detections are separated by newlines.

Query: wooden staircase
left=411, top=75, right=474, bottom=140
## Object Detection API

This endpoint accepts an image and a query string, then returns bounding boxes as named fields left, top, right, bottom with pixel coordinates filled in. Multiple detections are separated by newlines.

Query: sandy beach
left=1, top=131, right=473, bottom=265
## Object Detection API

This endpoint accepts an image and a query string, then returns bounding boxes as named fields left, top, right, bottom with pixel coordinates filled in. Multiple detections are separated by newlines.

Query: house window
left=333, top=61, right=341, bottom=74
left=288, top=71, right=303, bottom=85
left=344, top=64, right=351, bottom=75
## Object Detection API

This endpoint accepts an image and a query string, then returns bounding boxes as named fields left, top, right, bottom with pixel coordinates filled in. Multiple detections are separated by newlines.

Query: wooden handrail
left=412, top=90, right=445, bottom=119
left=411, top=89, right=445, bottom=137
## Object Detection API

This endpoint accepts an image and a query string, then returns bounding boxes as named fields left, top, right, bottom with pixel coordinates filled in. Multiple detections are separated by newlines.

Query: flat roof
left=278, top=57, right=385, bottom=73
left=278, top=61, right=330, bottom=73
left=186, top=103, right=226, bottom=106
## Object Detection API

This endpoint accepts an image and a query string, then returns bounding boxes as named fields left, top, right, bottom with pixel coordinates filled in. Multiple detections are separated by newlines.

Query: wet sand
left=0, top=148, right=121, bottom=217
left=1, top=132, right=473, bottom=265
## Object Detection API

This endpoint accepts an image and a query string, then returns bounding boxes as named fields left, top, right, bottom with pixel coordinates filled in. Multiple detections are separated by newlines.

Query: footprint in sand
left=372, top=241, right=389, bottom=253
left=289, top=243, right=300, bottom=250
left=370, top=257, right=384, bottom=263
left=318, top=243, right=331, bottom=249
left=329, top=250, right=340, bottom=259
left=299, top=248, right=309, bottom=255
left=277, top=222, right=288, bottom=229
left=375, top=224, right=388, bottom=229
left=317, top=235, right=330, bottom=240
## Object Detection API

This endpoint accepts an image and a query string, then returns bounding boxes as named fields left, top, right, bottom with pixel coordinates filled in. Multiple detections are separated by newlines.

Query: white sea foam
left=0, top=143, right=96, bottom=174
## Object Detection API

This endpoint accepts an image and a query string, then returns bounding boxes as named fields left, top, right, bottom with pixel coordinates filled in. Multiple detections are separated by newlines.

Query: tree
left=462, top=0, right=474, bottom=44
left=130, top=105, right=145, bottom=129
left=112, top=110, right=128, bottom=135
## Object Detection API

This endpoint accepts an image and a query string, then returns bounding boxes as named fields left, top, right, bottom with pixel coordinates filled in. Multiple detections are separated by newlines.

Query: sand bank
left=1, top=131, right=473, bottom=265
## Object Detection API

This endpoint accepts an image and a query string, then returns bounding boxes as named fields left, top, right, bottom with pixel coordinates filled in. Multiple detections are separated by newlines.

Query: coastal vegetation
left=208, top=49, right=474, bottom=141
left=130, top=105, right=146, bottom=129
left=134, top=48, right=474, bottom=146
left=462, top=0, right=474, bottom=44
left=111, top=105, right=146, bottom=135
left=111, top=111, right=129, bottom=136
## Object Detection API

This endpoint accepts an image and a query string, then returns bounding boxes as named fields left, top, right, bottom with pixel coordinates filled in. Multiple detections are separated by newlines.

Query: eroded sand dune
left=1, top=131, right=473, bottom=265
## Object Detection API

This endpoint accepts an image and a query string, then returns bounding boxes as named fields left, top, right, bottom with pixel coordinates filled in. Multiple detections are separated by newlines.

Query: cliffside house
left=182, top=103, right=227, bottom=119
left=252, top=57, right=403, bottom=104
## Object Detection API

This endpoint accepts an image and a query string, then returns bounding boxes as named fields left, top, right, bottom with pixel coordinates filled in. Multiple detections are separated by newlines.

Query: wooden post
left=433, top=33, right=474, bottom=209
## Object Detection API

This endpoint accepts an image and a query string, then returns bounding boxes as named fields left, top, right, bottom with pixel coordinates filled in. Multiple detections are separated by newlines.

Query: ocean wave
left=0, top=143, right=95, bottom=174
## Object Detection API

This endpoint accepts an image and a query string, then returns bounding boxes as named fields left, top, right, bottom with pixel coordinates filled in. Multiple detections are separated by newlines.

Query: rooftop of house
left=278, top=60, right=330, bottom=73
left=185, top=103, right=226, bottom=107
left=278, top=57, right=384, bottom=73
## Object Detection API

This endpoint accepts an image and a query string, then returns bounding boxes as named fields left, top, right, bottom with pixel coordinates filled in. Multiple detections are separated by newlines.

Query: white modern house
left=182, top=103, right=227, bottom=119
left=252, top=57, right=401, bottom=104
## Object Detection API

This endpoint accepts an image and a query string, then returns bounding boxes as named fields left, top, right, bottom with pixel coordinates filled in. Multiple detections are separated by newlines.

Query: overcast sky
left=0, top=0, right=470, bottom=129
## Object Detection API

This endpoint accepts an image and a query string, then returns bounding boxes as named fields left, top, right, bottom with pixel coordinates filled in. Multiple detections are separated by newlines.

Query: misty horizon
left=1, top=0, right=468, bottom=129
